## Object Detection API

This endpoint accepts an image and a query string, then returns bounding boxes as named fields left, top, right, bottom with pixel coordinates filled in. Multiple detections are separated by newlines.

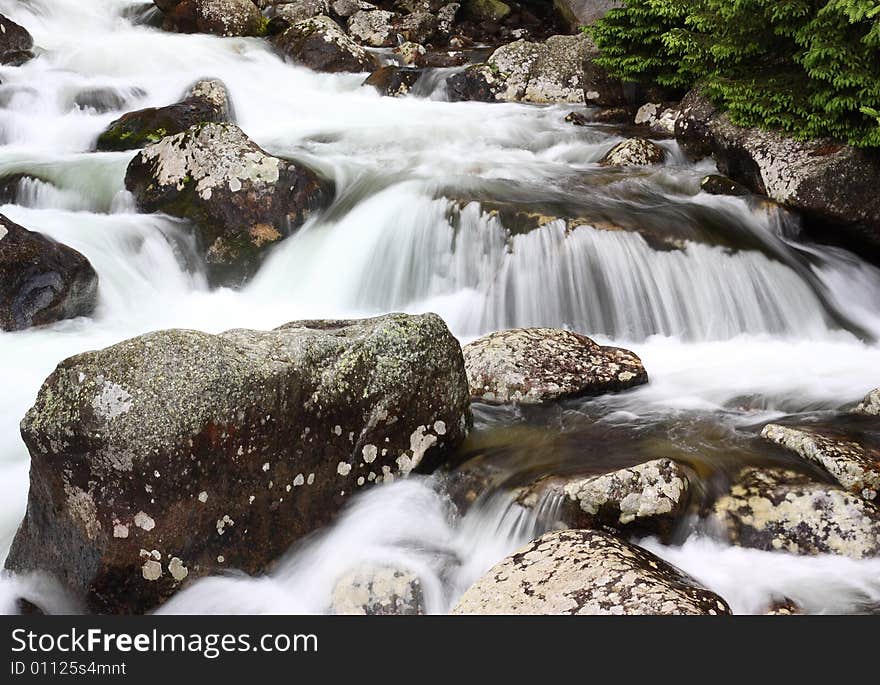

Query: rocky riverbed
left=0, top=0, right=879, bottom=615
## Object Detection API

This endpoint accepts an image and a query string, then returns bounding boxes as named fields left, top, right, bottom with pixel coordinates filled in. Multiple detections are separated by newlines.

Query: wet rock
left=761, top=424, right=880, bottom=503
left=124, top=122, right=333, bottom=286
left=452, top=529, right=731, bottom=615
left=4, top=312, right=471, bottom=614
left=463, top=327, right=647, bottom=405
left=96, top=79, right=231, bottom=152
left=160, top=0, right=266, bottom=36
left=363, top=65, right=421, bottom=97
left=712, top=467, right=880, bottom=559
left=520, top=458, right=689, bottom=536
left=0, top=214, right=98, bottom=332
left=700, top=174, right=750, bottom=197
left=331, top=566, right=425, bottom=615
left=393, top=41, right=426, bottom=66
left=398, top=12, right=438, bottom=44
left=600, top=137, right=666, bottom=167
left=565, top=111, right=589, bottom=126
left=634, top=102, right=677, bottom=135
left=275, top=15, right=379, bottom=73
left=0, top=14, right=35, bottom=66
left=765, top=597, right=801, bottom=615
left=854, top=388, right=880, bottom=417
left=347, top=9, right=398, bottom=47
left=446, top=33, right=623, bottom=106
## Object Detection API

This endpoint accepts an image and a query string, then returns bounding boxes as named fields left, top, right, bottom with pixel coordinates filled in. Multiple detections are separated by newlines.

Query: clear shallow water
left=1, top=0, right=880, bottom=614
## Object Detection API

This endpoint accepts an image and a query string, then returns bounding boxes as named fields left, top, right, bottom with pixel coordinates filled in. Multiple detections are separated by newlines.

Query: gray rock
left=276, top=15, right=379, bottom=73
left=347, top=9, right=398, bottom=47
left=125, top=122, right=333, bottom=286
left=273, top=0, right=330, bottom=23
left=854, top=388, right=880, bottom=416
left=712, top=467, right=880, bottom=559
left=634, top=102, right=678, bottom=135
left=446, top=33, right=623, bottom=106
left=330, top=0, right=377, bottom=18
left=0, top=14, right=35, bottom=66
left=600, top=137, right=666, bottom=167
left=0, top=214, right=98, bottom=331
left=398, top=12, right=437, bottom=44
left=96, top=78, right=231, bottom=152
left=553, top=0, right=622, bottom=31
left=160, top=0, right=266, bottom=36
left=453, top=529, right=731, bottom=615
left=5, top=313, right=471, bottom=613
left=519, top=458, right=689, bottom=535
left=761, top=424, right=880, bottom=503
left=463, top=327, right=648, bottom=405
left=331, top=566, right=425, bottom=614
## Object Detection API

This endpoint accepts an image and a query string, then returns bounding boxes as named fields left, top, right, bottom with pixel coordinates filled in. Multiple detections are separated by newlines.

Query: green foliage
left=590, top=0, right=880, bottom=147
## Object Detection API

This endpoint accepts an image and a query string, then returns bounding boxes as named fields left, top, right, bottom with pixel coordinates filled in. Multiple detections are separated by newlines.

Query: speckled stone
left=712, top=467, right=880, bottom=559
left=5, top=313, right=471, bottom=614
left=275, top=15, right=379, bottom=73
left=761, top=424, right=880, bottom=502
left=600, top=137, right=666, bottom=167
left=463, top=327, right=647, bottom=405
left=331, top=566, right=425, bottom=615
left=854, top=388, right=880, bottom=417
left=452, top=529, right=731, bottom=615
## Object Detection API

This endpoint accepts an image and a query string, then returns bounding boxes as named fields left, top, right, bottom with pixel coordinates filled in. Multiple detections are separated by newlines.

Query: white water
left=1, top=0, right=879, bottom=614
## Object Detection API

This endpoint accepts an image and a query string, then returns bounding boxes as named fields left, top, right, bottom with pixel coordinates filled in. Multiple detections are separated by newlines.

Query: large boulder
left=124, top=122, right=333, bottom=286
left=674, top=89, right=880, bottom=263
left=4, top=313, right=471, bottom=614
left=330, top=566, right=426, bottom=615
left=553, top=0, right=621, bottom=31
left=446, top=33, right=624, bottom=106
left=159, top=0, right=267, bottom=36
left=712, top=467, right=880, bottom=559
left=600, top=137, right=666, bottom=167
left=275, top=15, right=379, bottom=73
left=0, top=14, right=35, bottom=66
left=347, top=9, right=398, bottom=47
left=462, top=328, right=647, bottom=404
left=518, top=458, right=690, bottom=536
left=0, top=215, right=98, bottom=332
left=96, top=79, right=231, bottom=152
left=854, top=388, right=880, bottom=416
left=761, top=424, right=880, bottom=503
left=453, top=529, right=730, bottom=615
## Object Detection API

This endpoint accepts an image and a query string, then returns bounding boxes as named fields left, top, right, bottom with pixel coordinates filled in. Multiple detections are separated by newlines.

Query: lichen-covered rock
left=96, top=79, right=231, bottom=152
left=0, top=14, right=35, bottom=66
left=330, top=566, right=425, bottom=615
left=452, top=529, right=730, bottom=615
left=393, top=41, right=427, bottom=66
left=446, top=33, right=623, bottom=106
left=463, top=328, right=647, bottom=405
left=520, top=458, right=689, bottom=536
left=854, top=388, right=880, bottom=416
left=363, top=65, right=421, bottom=97
left=330, top=0, right=377, bottom=18
left=275, top=15, right=379, bottom=73
left=273, top=0, right=329, bottom=24
left=398, top=12, right=438, bottom=44
left=436, top=2, right=459, bottom=34
left=124, top=122, right=333, bottom=286
left=600, top=137, right=666, bottom=167
left=712, top=467, right=880, bottom=559
left=4, top=313, right=471, bottom=614
left=634, top=102, right=678, bottom=135
left=160, top=0, right=266, bottom=36
left=0, top=214, right=98, bottom=332
left=761, top=424, right=880, bottom=503
left=347, top=9, right=398, bottom=47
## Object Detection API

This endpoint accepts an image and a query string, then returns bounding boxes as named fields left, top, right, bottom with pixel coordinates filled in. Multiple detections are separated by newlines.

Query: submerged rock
left=600, top=137, right=666, bottom=167
left=0, top=14, right=35, bottom=66
left=0, top=214, right=98, bottom=331
left=331, top=566, right=426, bottom=615
left=124, top=122, right=333, bottom=286
left=5, top=313, right=471, bottom=613
left=363, top=65, right=421, bottom=97
left=275, top=15, right=379, bottom=73
left=446, top=33, right=623, bottom=106
left=159, top=0, right=266, bottom=36
left=519, top=458, right=690, bottom=536
left=96, top=79, right=231, bottom=152
left=453, top=529, right=730, bottom=615
left=712, top=467, right=880, bottom=559
left=761, top=424, right=880, bottom=503
left=854, top=389, right=880, bottom=417
left=463, top=328, right=647, bottom=404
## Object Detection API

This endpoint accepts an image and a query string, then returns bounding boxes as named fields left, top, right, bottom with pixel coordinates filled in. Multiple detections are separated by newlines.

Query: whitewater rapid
left=1, top=0, right=880, bottom=614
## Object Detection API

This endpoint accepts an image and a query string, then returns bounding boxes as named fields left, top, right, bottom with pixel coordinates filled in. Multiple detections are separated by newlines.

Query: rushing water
left=2, top=0, right=880, bottom=614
